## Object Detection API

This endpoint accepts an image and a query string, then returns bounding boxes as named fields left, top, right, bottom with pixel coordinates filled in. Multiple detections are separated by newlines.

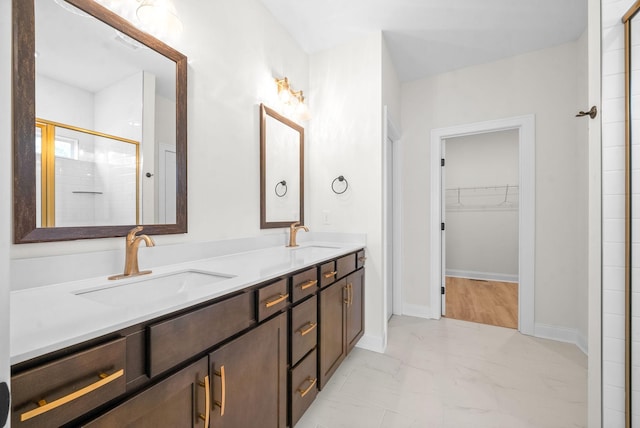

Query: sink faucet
left=288, top=222, right=309, bottom=247
left=108, top=226, right=155, bottom=280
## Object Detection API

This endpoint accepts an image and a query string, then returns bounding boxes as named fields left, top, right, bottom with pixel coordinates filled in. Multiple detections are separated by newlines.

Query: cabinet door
left=319, top=278, right=347, bottom=389
left=83, top=357, right=208, bottom=428
left=209, top=313, right=287, bottom=428
left=346, top=268, right=365, bottom=352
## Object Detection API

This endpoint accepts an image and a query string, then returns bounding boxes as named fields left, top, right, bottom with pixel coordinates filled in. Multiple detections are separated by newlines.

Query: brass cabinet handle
left=344, top=283, right=353, bottom=306
left=358, top=256, right=367, bottom=263
left=297, top=322, right=318, bottom=336
left=297, top=279, right=317, bottom=290
left=214, top=366, right=226, bottom=416
left=323, top=271, right=337, bottom=279
left=198, top=375, right=210, bottom=427
left=20, top=369, right=124, bottom=422
left=349, top=283, right=353, bottom=306
left=264, top=293, right=289, bottom=308
left=297, top=377, right=317, bottom=398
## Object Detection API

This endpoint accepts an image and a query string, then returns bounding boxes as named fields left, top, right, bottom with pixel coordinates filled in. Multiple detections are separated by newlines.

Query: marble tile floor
left=296, top=316, right=587, bottom=428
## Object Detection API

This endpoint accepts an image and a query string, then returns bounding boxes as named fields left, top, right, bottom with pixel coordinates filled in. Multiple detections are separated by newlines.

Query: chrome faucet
left=288, top=222, right=309, bottom=247
left=109, top=226, right=155, bottom=280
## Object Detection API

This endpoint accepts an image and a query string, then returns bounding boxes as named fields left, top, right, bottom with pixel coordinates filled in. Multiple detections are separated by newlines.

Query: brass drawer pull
left=358, top=256, right=367, bottom=262
left=264, top=293, right=289, bottom=308
left=323, top=271, right=337, bottom=279
left=297, top=322, right=318, bottom=336
left=20, top=369, right=124, bottom=422
left=297, top=377, right=317, bottom=398
left=297, top=279, right=317, bottom=290
left=198, top=375, right=210, bottom=426
left=214, top=366, right=226, bottom=416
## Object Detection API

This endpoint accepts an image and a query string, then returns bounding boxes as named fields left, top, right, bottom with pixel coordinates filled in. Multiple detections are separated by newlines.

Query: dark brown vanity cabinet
left=82, top=356, right=209, bottom=428
left=209, top=313, right=287, bottom=428
left=10, top=249, right=364, bottom=428
left=318, top=255, right=365, bottom=390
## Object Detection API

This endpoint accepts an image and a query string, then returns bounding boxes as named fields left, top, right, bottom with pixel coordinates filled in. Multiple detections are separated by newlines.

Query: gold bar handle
left=297, top=377, right=317, bottom=398
left=323, top=271, right=337, bottom=279
left=198, top=375, right=210, bottom=427
left=214, top=365, right=226, bottom=416
left=349, top=283, right=353, bottom=306
left=265, top=293, right=289, bottom=308
left=20, top=369, right=124, bottom=422
left=297, top=322, right=318, bottom=336
left=358, top=256, right=367, bottom=263
left=297, top=279, right=318, bottom=290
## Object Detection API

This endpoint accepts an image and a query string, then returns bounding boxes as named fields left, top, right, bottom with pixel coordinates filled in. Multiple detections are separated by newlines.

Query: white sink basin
left=74, top=270, right=234, bottom=308
left=289, top=245, right=340, bottom=260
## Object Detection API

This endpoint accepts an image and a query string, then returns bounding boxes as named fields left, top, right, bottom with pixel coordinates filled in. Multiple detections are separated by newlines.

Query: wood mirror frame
left=260, top=104, right=304, bottom=229
left=12, top=0, right=187, bottom=243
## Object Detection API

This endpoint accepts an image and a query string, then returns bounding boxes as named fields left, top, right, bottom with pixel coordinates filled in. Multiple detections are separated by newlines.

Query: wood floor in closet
left=444, top=276, right=518, bottom=329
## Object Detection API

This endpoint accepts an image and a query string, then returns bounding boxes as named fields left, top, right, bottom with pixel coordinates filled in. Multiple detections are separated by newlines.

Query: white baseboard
left=534, top=323, right=588, bottom=355
left=402, top=303, right=433, bottom=319
left=355, top=334, right=386, bottom=354
left=446, top=269, right=518, bottom=283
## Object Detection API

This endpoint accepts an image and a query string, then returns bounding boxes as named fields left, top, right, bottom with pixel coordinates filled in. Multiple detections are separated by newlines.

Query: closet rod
left=445, top=184, right=519, bottom=191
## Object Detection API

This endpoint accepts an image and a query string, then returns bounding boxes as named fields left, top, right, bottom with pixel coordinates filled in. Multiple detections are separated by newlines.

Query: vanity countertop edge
left=10, top=241, right=365, bottom=365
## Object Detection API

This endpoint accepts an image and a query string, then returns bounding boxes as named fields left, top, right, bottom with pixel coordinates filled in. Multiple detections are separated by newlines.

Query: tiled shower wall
left=602, top=0, right=634, bottom=425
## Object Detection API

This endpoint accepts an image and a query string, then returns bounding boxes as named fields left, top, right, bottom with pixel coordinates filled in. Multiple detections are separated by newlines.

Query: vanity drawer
left=356, top=249, right=366, bottom=269
left=291, top=295, right=318, bottom=365
left=290, top=349, right=318, bottom=427
left=148, top=291, right=255, bottom=377
left=258, top=278, right=290, bottom=322
left=291, top=267, right=318, bottom=303
left=319, top=261, right=337, bottom=288
left=336, top=253, right=356, bottom=279
left=11, top=338, right=126, bottom=428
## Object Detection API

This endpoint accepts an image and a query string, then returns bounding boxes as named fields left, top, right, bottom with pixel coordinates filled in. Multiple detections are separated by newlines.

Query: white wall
left=601, top=0, right=634, bottom=425
left=0, top=1, right=10, bottom=425
left=382, top=37, right=401, bottom=125
left=9, top=0, right=309, bottom=261
left=36, top=74, right=94, bottom=129
left=308, top=33, right=385, bottom=350
left=445, top=130, right=519, bottom=280
left=401, top=39, right=589, bottom=335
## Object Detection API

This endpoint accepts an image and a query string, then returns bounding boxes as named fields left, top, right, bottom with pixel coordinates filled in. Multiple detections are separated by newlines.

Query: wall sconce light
left=136, top=0, right=183, bottom=37
left=275, top=77, right=311, bottom=121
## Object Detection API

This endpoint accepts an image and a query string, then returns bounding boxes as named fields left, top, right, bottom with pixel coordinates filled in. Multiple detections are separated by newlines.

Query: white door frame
left=383, top=106, right=403, bottom=324
left=429, top=115, right=535, bottom=335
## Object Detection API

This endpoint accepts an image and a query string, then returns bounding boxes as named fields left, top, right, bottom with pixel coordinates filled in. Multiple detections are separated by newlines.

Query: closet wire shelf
left=445, top=185, right=519, bottom=212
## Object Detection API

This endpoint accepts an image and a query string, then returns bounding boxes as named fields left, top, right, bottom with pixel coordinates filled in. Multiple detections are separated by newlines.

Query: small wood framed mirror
left=260, top=104, right=304, bottom=228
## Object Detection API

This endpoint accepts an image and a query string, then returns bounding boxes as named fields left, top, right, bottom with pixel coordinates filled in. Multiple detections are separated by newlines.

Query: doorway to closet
left=430, top=115, right=535, bottom=335
left=442, top=130, right=519, bottom=329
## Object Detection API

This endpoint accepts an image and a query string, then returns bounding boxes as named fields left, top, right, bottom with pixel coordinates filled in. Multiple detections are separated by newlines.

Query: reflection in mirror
left=36, top=0, right=175, bottom=227
left=13, top=0, right=187, bottom=242
left=260, top=104, right=304, bottom=229
left=624, top=3, right=640, bottom=421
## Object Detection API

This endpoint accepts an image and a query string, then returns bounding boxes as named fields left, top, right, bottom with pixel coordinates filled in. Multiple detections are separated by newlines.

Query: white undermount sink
left=288, top=245, right=340, bottom=259
left=74, top=270, right=234, bottom=308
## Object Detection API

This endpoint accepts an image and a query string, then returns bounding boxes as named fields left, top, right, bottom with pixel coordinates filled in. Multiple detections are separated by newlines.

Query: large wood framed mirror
left=260, top=104, right=304, bottom=229
left=13, top=0, right=187, bottom=243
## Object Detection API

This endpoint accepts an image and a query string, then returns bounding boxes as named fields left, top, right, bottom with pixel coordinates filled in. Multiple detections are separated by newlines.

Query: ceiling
left=259, top=0, right=588, bottom=82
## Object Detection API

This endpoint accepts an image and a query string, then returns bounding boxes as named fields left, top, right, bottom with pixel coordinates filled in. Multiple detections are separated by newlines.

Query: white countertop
left=10, top=241, right=364, bottom=365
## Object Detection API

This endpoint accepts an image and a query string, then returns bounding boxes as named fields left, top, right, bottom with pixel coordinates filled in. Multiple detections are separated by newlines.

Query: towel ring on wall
left=331, top=176, right=349, bottom=194
left=275, top=180, right=287, bottom=197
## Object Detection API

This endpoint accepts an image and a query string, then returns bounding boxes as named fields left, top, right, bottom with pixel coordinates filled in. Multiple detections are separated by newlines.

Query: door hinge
left=441, top=158, right=445, bottom=167
left=441, top=222, right=445, bottom=231
left=441, top=286, right=445, bottom=295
